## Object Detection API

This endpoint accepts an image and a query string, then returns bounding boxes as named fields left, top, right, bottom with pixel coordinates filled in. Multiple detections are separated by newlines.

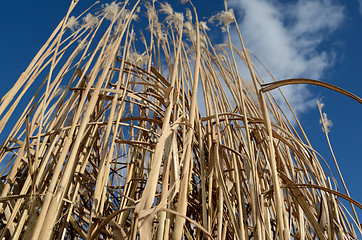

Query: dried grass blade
left=260, top=79, right=362, bottom=104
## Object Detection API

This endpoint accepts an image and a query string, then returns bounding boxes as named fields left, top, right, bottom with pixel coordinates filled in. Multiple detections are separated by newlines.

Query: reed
left=0, top=1, right=360, bottom=239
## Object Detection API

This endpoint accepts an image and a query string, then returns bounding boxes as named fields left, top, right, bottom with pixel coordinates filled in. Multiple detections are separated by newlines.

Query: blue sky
left=0, top=0, right=361, bottom=224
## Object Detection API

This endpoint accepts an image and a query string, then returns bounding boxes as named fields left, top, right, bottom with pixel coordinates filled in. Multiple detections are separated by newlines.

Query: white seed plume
left=220, top=9, right=234, bottom=25
left=209, top=9, right=234, bottom=26
left=160, top=2, right=173, bottom=15
left=120, top=9, right=139, bottom=22
left=77, top=39, right=88, bottom=52
left=317, top=99, right=324, bottom=109
left=317, top=99, right=332, bottom=133
left=320, top=112, right=333, bottom=133
left=200, top=21, right=210, bottom=31
left=215, top=43, right=228, bottom=50
left=184, top=22, right=194, bottom=37
left=103, top=1, right=120, bottom=21
left=186, top=8, right=192, bottom=23
left=83, top=13, right=98, bottom=28
left=67, top=16, right=79, bottom=32
left=165, top=12, right=184, bottom=28
left=55, top=85, right=67, bottom=97
left=173, top=12, right=184, bottom=25
left=145, top=2, right=157, bottom=21
left=127, top=50, right=147, bottom=66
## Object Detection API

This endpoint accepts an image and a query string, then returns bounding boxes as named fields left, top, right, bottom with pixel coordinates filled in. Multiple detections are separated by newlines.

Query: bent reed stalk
left=0, top=1, right=360, bottom=239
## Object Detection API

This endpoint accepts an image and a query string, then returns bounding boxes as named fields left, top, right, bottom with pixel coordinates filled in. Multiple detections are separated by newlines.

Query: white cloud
left=358, top=0, right=362, bottom=15
left=290, top=0, right=343, bottom=37
left=227, top=0, right=344, bottom=121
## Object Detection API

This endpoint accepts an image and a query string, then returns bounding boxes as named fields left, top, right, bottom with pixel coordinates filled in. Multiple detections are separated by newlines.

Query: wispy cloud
left=227, top=0, right=344, bottom=120
left=358, top=0, right=362, bottom=14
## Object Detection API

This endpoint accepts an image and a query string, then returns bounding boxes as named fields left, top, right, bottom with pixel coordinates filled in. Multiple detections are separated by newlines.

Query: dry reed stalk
left=0, top=1, right=361, bottom=239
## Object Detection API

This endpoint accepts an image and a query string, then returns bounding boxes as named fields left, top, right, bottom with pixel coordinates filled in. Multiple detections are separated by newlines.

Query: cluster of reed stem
left=0, top=1, right=360, bottom=239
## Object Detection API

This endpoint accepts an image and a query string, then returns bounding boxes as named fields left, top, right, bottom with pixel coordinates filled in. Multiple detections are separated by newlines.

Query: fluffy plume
left=76, top=39, right=88, bottom=53
left=173, top=12, right=184, bottom=25
left=159, top=2, right=173, bottom=15
left=67, top=16, right=79, bottom=32
left=127, top=50, right=147, bottom=66
left=184, top=22, right=194, bottom=35
left=103, top=1, right=120, bottom=21
left=186, top=8, right=193, bottom=23
left=209, top=9, right=235, bottom=26
left=120, top=9, right=139, bottom=22
left=320, top=112, right=333, bottom=133
left=83, top=13, right=98, bottom=28
left=145, top=2, right=157, bottom=21
left=215, top=43, right=228, bottom=50
left=317, top=99, right=324, bottom=109
left=165, top=12, right=184, bottom=28
left=317, top=99, right=332, bottom=133
left=55, top=85, right=67, bottom=97
left=220, top=9, right=235, bottom=25
left=200, top=21, right=210, bottom=31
